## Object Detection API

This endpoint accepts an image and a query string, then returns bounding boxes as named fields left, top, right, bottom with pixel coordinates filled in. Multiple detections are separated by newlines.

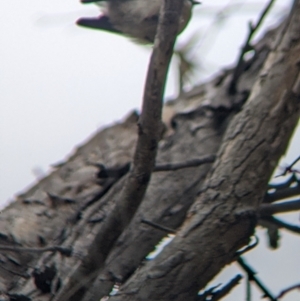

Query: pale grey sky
left=0, top=1, right=299, bottom=300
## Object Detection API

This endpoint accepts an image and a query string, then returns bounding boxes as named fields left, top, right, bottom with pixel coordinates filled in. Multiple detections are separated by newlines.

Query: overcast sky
left=0, top=0, right=299, bottom=300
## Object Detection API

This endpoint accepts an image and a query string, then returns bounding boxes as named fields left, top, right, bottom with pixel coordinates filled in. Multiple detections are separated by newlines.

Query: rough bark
left=0, top=2, right=299, bottom=301
left=109, top=2, right=300, bottom=300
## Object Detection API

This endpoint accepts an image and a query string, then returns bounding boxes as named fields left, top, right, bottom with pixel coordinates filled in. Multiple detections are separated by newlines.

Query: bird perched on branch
left=77, top=0, right=199, bottom=43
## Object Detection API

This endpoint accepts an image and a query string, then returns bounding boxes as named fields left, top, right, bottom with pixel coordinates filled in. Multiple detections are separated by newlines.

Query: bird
left=77, top=0, right=199, bottom=43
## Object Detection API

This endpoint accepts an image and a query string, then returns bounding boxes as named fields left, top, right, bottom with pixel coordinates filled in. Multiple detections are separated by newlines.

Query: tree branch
left=277, top=283, right=300, bottom=299
left=109, top=1, right=300, bottom=298
left=207, top=275, right=243, bottom=301
left=0, top=245, right=72, bottom=257
left=154, top=155, right=216, bottom=172
left=268, top=173, right=298, bottom=190
left=264, top=185, right=300, bottom=203
left=260, top=199, right=300, bottom=215
left=65, top=1, right=185, bottom=301
left=228, top=0, right=276, bottom=94
left=141, top=219, right=177, bottom=234
left=237, top=257, right=277, bottom=301
left=92, top=155, right=216, bottom=179
left=264, top=173, right=300, bottom=203
left=3, top=2, right=299, bottom=301
left=275, top=155, right=300, bottom=177
left=261, top=216, right=300, bottom=234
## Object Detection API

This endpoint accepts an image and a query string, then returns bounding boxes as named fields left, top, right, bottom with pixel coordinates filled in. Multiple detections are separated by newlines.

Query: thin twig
left=235, top=235, right=259, bottom=257
left=93, top=155, right=216, bottom=179
left=228, top=0, right=276, bottom=94
left=0, top=245, right=72, bottom=256
left=277, top=283, right=300, bottom=299
left=261, top=216, right=300, bottom=234
left=246, top=274, right=251, bottom=301
left=197, top=284, right=221, bottom=301
left=197, top=275, right=242, bottom=301
left=275, top=156, right=300, bottom=177
left=154, top=155, right=216, bottom=172
left=210, top=274, right=243, bottom=301
left=237, top=257, right=277, bottom=301
left=268, top=173, right=298, bottom=190
left=141, top=219, right=176, bottom=234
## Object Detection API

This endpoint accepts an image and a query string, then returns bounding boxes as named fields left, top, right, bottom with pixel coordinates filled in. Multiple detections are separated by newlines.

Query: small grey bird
left=77, top=0, right=199, bottom=43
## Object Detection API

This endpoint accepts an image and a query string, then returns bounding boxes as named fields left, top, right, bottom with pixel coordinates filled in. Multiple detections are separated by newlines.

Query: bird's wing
left=76, top=15, right=121, bottom=34
left=81, top=0, right=105, bottom=3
